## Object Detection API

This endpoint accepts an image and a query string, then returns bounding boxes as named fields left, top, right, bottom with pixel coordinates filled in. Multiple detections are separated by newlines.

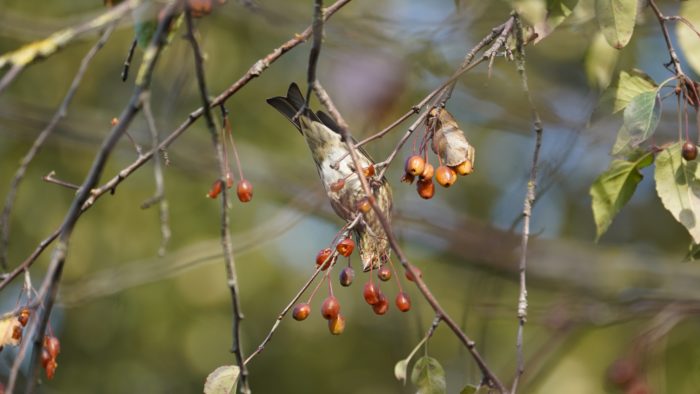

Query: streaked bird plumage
left=267, top=83, right=392, bottom=271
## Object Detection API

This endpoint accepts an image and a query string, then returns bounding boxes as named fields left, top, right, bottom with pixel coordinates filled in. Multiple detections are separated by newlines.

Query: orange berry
left=41, top=349, right=52, bottom=369
left=330, top=179, right=345, bottom=192
left=45, top=336, right=60, bottom=359
left=328, top=314, right=346, bottom=335
left=377, top=266, right=391, bottom=281
left=18, top=308, right=30, bottom=327
left=405, top=264, right=422, bottom=282
left=292, top=303, right=311, bottom=321
left=396, top=292, right=411, bottom=312
left=207, top=180, right=223, bottom=199
left=416, top=178, right=435, bottom=199
left=110, top=117, right=119, bottom=126
left=188, top=0, right=212, bottom=17
left=363, top=282, right=380, bottom=305
left=453, top=160, right=473, bottom=176
left=363, top=165, right=375, bottom=177
left=236, top=179, right=253, bottom=202
left=372, top=292, right=389, bottom=315
left=356, top=197, right=372, bottom=213
left=11, top=326, right=21, bottom=341
left=405, top=155, right=426, bottom=176
left=45, top=359, right=57, bottom=380
left=420, top=163, right=434, bottom=180
left=336, top=238, right=355, bottom=257
left=315, top=248, right=334, bottom=270
left=435, top=166, right=457, bottom=187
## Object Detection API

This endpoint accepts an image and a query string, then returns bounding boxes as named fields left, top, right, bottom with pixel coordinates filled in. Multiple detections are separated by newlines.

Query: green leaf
left=511, top=0, right=579, bottom=43
left=585, top=31, right=620, bottom=89
left=655, top=143, right=700, bottom=244
left=460, top=385, right=477, bottom=394
left=590, top=153, right=653, bottom=240
left=595, top=0, right=638, bottom=49
left=611, top=91, right=660, bottom=155
left=204, top=365, right=240, bottom=394
left=677, top=1, right=700, bottom=76
left=599, top=70, right=657, bottom=114
left=411, top=356, right=446, bottom=394
left=394, top=335, right=429, bottom=385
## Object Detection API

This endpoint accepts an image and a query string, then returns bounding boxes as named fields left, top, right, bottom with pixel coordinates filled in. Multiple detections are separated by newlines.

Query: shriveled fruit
left=315, top=248, right=334, bottom=270
left=435, top=166, right=457, bottom=187
left=372, top=293, right=389, bottom=315
left=682, top=141, right=698, bottom=161
left=236, top=179, right=253, bottom=202
left=405, top=264, right=423, bottom=282
left=420, top=163, right=434, bottom=180
left=328, top=314, right=346, bottom=335
left=207, top=180, right=223, bottom=199
left=339, top=267, right=355, bottom=287
left=11, top=326, right=21, bottom=341
left=416, top=178, right=435, bottom=199
left=336, top=238, right=355, bottom=257
left=453, top=160, right=473, bottom=176
left=41, top=349, right=52, bottom=369
left=377, top=265, right=391, bottom=281
left=292, top=303, right=311, bottom=321
left=44, top=336, right=60, bottom=358
left=401, top=173, right=415, bottom=184
left=395, top=292, right=411, bottom=312
left=321, top=296, right=340, bottom=320
left=405, top=155, right=426, bottom=176
left=18, top=308, right=30, bottom=327
left=363, top=282, right=380, bottom=305
left=45, top=359, right=57, bottom=380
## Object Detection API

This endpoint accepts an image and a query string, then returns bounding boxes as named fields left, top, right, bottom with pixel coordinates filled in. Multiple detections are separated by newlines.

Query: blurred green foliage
left=1, top=0, right=700, bottom=393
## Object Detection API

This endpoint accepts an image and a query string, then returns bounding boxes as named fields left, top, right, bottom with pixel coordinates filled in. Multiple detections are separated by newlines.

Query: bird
left=267, top=83, right=392, bottom=271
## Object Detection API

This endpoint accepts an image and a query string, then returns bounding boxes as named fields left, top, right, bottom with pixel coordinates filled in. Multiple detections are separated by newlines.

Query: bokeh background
left=1, top=0, right=700, bottom=393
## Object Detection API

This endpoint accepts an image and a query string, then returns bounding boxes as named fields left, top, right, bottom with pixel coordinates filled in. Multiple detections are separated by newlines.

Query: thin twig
left=121, top=38, right=138, bottom=82
left=43, top=171, right=80, bottom=190
left=184, top=7, right=249, bottom=393
left=141, top=94, right=171, bottom=256
left=312, top=83, right=506, bottom=392
left=6, top=6, right=177, bottom=393
left=304, top=0, right=324, bottom=107
left=0, top=26, right=114, bottom=269
left=510, top=13, right=543, bottom=394
left=0, top=0, right=355, bottom=294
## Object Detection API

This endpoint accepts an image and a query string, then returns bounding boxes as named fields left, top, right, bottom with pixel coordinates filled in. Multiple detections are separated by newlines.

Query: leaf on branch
left=411, top=356, right=447, bottom=394
left=204, top=365, right=240, bottom=394
left=585, top=31, right=620, bottom=89
left=611, top=91, right=660, bottom=155
left=677, top=1, right=700, bottom=76
left=460, top=385, right=489, bottom=394
left=599, top=70, right=657, bottom=114
left=590, top=152, right=653, bottom=240
left=512, top=0, right=579, bottom=43
left=655, top=143, right=700, bottom=244
left=595, top=0, right=638, bottom=49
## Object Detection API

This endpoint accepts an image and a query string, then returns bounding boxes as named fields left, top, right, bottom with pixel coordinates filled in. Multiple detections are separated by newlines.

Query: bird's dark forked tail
left=266, top=82, right=341, bottom=134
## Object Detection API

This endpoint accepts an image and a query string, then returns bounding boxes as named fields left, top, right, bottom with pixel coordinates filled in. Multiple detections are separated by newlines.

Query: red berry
left=292, top=303, right=311, bottom=321
left=405, top=155, right=426, bottom=176
left=41, top=349, right=52, bottom=369
left=682, top=141, right=698, bottom=161
left=363, top=282, right=380, bottom=305
left=339, top=267, right=355, bottom=287
left=236, top=179, right=253, bottom=202
left=420, top=162, right=434, bottom=180
left=330, top=179, right=345, bottom=192
left=18, top=308, right=30, bottom=327
left=321, top=296, right=340, bottom=320
left=45, top=359, right=57, bottom=380
left=607, top=358, right=637, bottom=388
left=44, top=336, right=60, bottom=359
left=372, top=292, right=389, bottom=315
left=206, top=180, right=223, bottom=199
left=435, top=166, right=457, bottom=187
left=110, top=117, right=119, bottom=126
left=363, top=165, right=375, bottom=178
left=188, top=0, right=213, bottom=17
left=405, top=265, right=422, bottom=282
left=225, top=172, right=234, bottom=189
left=377, top=266, right=391, bottom=281
left=396, top=292, right=411, bottom=312
left=328, top=314, right=346, bottom=335
left=336, top=238, right=355, bottom=257
left=315, top=248, right=334, bottom=270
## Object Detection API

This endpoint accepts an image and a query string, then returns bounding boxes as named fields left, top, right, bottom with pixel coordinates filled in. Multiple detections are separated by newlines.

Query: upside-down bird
left=267, top=83, right=392, bottom=271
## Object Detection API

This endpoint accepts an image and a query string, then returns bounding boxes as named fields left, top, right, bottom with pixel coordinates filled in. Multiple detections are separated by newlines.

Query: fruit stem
left=387, top=259, right=403, bottom=293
